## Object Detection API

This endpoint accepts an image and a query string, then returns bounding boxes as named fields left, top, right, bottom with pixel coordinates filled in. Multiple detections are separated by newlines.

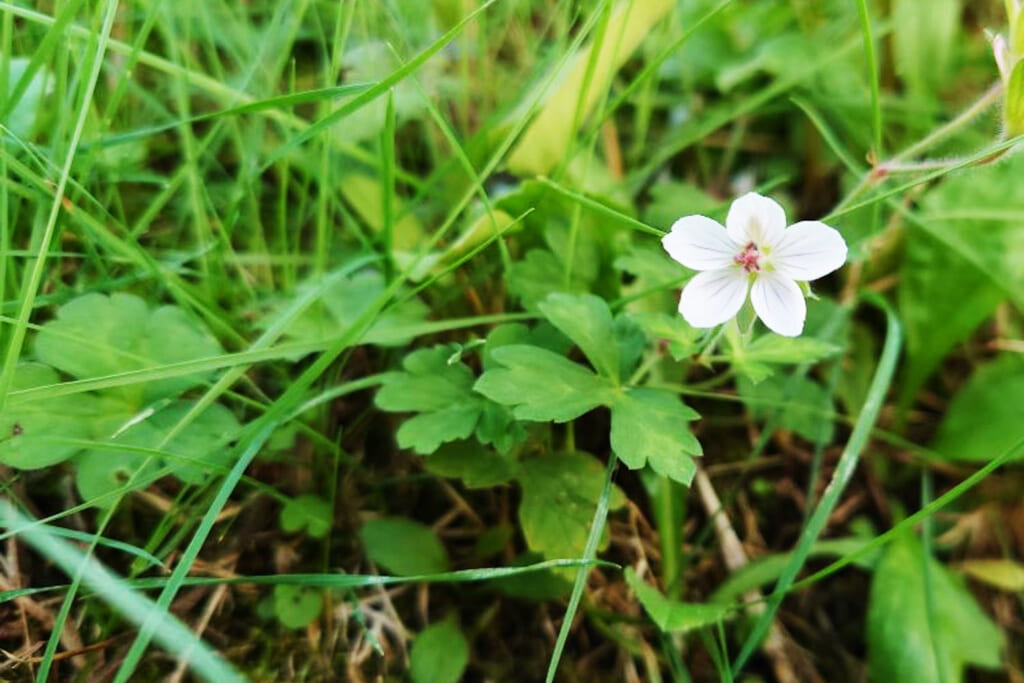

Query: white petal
left=678, top=268, right=749, bottom=329
left=771, top=221, right=848, bottom=281
left=750, top=272, right=806, bottom=337
left=662, top=215, right=738, bottom=270
left=726, top=192, right=787, bottom=247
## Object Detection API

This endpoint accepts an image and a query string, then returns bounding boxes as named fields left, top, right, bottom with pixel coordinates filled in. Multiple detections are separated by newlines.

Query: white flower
left=661, top=192, right=847, bottom=337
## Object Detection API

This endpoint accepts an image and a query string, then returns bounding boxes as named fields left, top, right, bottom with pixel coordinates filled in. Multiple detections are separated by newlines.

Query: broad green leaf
left=625, top=568, right=732, bottom=633
left=538, top=293, right=619, bottom=380
left=271, top=269, right=428, bottom=349
left=272, top=585, right=323, bottom=629
left=493, top=552, right=573, bottom=601
left=482, top=322, right=573, bottom=368
left=474, top=345, right=616, bottom=422
left=144, top=401, right=240, bottom=484
left=898, top=226, right=1004, bottom=409
left=930, top=354, right=1024, bottom=462
left=892, top=0, right=959, bottom=95
left=410, top=617, right=469, bottom=683
left=642, top=181, right=720, bottom=231
left=1005, top=59, right=1024, bottom=140
left=867, top=533, right=1002, bottom=682
left=73, top=400, right=240, bottom=505
left=359, top=517, right=449, bottom=576
left=610, top=388, right=702, bottom=486
left=709, top=537, right=879, bottom=604
left=474, top=401, right=528, bottom=455
left=506, top=249, right=589, bottom=311
left=3, top=57, right=53, bottom=139
left=738, top=335, right=841, bottom=365
left=901, top=153, right=1024, bottom=406
left=74, top=421, right=163, bottom=507
left=738, top=374, right=835, bottom=443
left=35, top=293, right=221, bottom=406
left=321, top=270, right=428, bottom=346
left=425, top=441, right=517, bottom=489
left=517, top=452, right=626, bottom=562
left=959, top=559, right=1024, bottom=593
left=376, top=346, right=482, bottom=454
left=730, top=334, right=842, bottom=384
left=614, top=314, right=646, bottom=382
left=506, top=0, right=674, bottom=175
left=627, top=311, right=700, bottom=361
left=280, top=495, right=333, bottom=539
left=836, top=321, right=878, bottom=417
left=0, top=364, right=102, bottom=469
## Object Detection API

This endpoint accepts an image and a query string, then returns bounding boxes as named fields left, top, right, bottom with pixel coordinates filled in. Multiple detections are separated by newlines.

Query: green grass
left=1, top=1, right=1022, bottom=681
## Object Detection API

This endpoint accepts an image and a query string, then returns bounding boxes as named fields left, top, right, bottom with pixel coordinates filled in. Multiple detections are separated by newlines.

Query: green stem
left=545, top=455, right=619, bottom=683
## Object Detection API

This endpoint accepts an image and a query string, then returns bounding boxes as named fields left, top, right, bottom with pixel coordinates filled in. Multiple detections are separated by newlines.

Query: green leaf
left=738, top=374, right=835, bottom=443
left=0, top=364, right=103, bottom=469
left=409, top=617, right=469, bottom=683
left=505, top=0, right=674, bottom=175
left=320, top=270, right=427, bottom=345
left=709, top=537, right=880, bottom=604
left=35, top=293, right=221, bottom=406
left=74, top=420, right=163, bottom=507
left=272, top=585, right=323, bottom=629
left=1007, top=60, right=1024, bottom=137
left=359, top=517, right=449, bottom=576
left=641, top=181, right=720, bottom=231
left=901, top=153, right=1024, bottom=406
left=506, top=249, right=589, bottom=311
left=892, top=0, right=959, bottom=95
left=930, top=354, right=1024, bottom=462
left=424, top=441, right=517, bottom=489
left=475, top=345, right=616, bottom=422
left=493, top=552, right=573, bottom=601
left=280, top=495, right=333, bottom=539
left=538, top=293, right=620, bottom=380
left=517, top=452, right=626, bottom=562
left=610, top=388, right=701, bottom=486
left=625, top=568, right=732, bottom=633
left=627, top=311, right=700, bottom=361
left=867, top=533, right=1002, bottom=682
left=271, top=268, right=428, bottom=349
left=474, top=401, right=527, bottom=455
left=730, top=334, right=841, bottom=383
left=959, top=559, right=1024, bottom=593
left=3, top=57, right=53, bottom=139
left=145, top=401, right=240, bottom=484
left=376, top=346, right=482, bottom=454
left=72, top=400, right=239, bottom=505
left=738, top=335, right=842, bottom=365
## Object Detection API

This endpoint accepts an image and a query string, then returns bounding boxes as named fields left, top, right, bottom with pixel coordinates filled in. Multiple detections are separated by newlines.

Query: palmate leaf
left=73, top=401, right=241, bottom=507
left=0, top=364, right=104, bottom=469
left=538, top=293, right=620, bottom=380
left=34, top=293, right=222, bottom=407
left=474, top=345, right=616, bottom=422
left=610, top=388, right=702, bottom=486
left=517, top=452, right=626, bottom=563
left=376, top=345, right=519, bottom=454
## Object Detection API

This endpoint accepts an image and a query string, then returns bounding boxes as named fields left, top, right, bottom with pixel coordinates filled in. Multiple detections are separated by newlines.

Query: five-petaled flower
left=662, top=192, right=847, bottom=337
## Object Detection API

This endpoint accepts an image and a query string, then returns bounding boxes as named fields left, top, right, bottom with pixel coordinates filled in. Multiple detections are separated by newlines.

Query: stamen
left=733, top=243, right=762, bottom=273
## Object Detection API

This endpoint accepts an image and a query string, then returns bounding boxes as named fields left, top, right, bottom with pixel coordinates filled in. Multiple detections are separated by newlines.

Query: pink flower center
left=734, top=242, right=762, bottom=273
